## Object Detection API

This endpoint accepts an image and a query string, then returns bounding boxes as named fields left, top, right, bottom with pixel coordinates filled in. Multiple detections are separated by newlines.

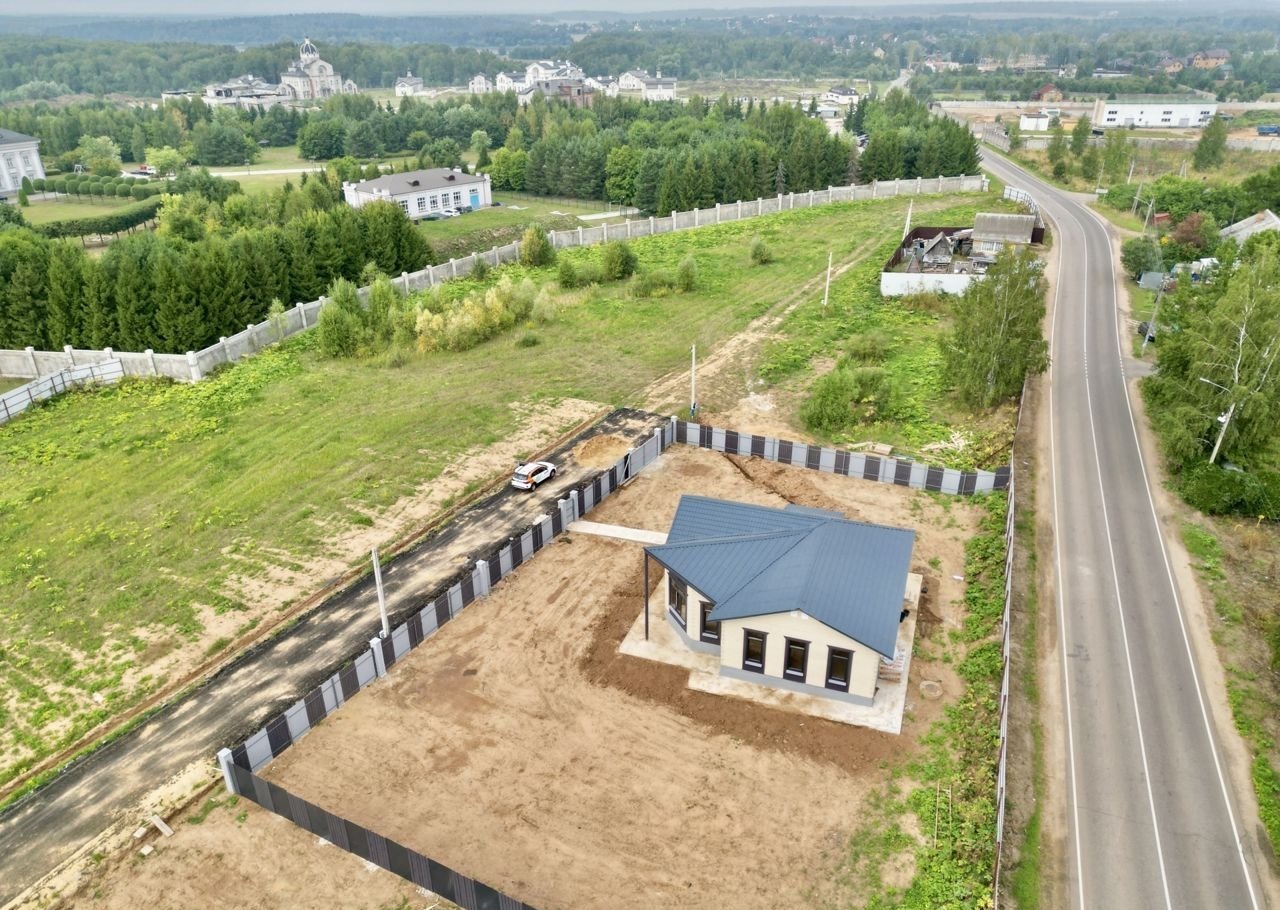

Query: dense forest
left=0, top=172, right=431, bottom=355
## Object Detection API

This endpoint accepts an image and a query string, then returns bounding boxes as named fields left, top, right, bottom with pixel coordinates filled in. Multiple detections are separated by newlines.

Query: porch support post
left=643, top=552, right=650, bottom=641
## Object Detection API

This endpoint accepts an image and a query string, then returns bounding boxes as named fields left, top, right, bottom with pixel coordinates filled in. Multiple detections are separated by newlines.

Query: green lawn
left=0, top=378, right=26, bottom=394
left=0, top=187, right=1002, bottom=790
left=418, top=195, right=627, bottom=260
left=21, top=196, right=133, bottom=225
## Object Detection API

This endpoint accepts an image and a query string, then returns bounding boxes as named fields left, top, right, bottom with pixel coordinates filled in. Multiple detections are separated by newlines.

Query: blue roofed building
left=644, top=495, right=918, bottom=705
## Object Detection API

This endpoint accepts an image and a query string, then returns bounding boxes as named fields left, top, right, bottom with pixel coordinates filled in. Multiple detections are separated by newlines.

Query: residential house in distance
left=617, top=70, right=678, bottom=101
left=342, top=168, right=492, bottom=220
left=395, top=71, right=425, bottom=97
left=1158, top=55, right=1185, bottom=75
left=823, top=85, right=860, bottom=106
left=1091, top=96, right=1217, bottom=128
left=584, top=75, right=619, bottom=96
left=971, top=212, right=1038, bottom=262
left=182, top=75, right=290, bottom=110
left=1190, top=49, right=1230, bottom=69
left=1219, top=209, right=1280, bottom=245
left=645, top=496, right=920, bottom=706
left=524, top=60, right=585, bottom=83
left=278, top=38, right=358, bottom=102
left=518, top=78, right=594, bottom=107
left=494, top=71, right=526, bottom=93
left=468, top=74, right=491, bottom=95
left=1032, top=83, right=1064, bottom=102
left=0, top=127, right=46, bottom=202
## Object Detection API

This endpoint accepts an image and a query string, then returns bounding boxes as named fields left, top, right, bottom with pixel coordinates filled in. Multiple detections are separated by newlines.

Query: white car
left=511, top=461, right=556, bottom=490
left=441, top=208, right=460, bottom=217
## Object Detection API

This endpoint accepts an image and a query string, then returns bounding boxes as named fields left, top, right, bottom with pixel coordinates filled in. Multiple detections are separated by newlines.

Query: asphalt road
left=0, top=408, right=664, bottom=906
left=979, top=153, right=1267, bottom=908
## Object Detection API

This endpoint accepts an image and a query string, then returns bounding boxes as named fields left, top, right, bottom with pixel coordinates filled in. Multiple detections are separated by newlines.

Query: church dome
left=299, top=37, right=319, bottom=62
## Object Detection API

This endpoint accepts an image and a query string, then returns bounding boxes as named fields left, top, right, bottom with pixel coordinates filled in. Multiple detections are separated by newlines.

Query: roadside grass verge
left=0, top=188, right=1001, bottom=787
left=1180, top=519, right=1280, bottom=857
left=833, top=492, right=1010, bottom=909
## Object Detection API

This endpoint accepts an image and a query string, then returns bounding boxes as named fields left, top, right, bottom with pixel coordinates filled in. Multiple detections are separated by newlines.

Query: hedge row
left=30, top=176, right=165, bottom=201
left=35, top=196, right=164, bottom=239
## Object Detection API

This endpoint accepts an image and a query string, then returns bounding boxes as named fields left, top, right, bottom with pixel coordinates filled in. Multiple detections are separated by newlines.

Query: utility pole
left=1130, top=180, right=1144, bottom=216
left=1127, top=157, right=1135, bottom=184
left=690, top=343, right=697, bottom=419
left=1141, top=283, right=1163, bottom=355
left=1142, top=197, right=1154, bottom=233
left=372, top=547, right=390, bottom=638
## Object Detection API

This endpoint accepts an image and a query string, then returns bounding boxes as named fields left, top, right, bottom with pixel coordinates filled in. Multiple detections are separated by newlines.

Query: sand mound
left=572, top=433, right=633, bottom=469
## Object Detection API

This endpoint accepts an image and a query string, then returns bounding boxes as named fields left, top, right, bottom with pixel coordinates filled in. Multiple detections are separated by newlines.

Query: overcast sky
left=16, top=0, right=1149, bottom=15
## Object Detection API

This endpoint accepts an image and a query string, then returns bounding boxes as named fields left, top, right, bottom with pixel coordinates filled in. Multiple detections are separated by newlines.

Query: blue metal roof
left=646, top=496, right=915, bottom=657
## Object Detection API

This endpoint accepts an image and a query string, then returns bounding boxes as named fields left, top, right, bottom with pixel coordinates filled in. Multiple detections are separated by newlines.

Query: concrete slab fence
left=0, top=359, right=124, bottom=426
left=2, top=175, right=987, bottom=387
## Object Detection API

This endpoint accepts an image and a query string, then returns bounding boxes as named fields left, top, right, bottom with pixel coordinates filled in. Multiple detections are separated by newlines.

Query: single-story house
left=1033, top=83, right=1063, bottom=102
left=644, top=496, right=918, bottom=706
left=823, top=85, right=860, bottom=106
left=1219, top=209, right=1280, bottom=245
left=342, top=168, right=492, bottom=219
left=971, top=212, right=1038, bottom=262
left=1018, top=112, right=1051, bottom=132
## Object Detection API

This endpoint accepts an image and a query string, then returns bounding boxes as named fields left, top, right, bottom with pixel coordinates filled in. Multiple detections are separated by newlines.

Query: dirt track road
left=0, top=409, right=664, bottom=907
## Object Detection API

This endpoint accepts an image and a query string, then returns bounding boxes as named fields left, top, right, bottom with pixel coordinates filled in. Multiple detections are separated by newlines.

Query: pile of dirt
left=572, top=433, right=633, bottom=469
left=577, top=560, right=900, bottom=777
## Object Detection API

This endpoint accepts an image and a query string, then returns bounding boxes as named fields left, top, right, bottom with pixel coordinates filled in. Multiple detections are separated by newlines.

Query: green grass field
left=0, top=378, right=26, bottom=394
left=0, top=187, right=1004, bottom=790
left=20, top=196, right=134, bottom=225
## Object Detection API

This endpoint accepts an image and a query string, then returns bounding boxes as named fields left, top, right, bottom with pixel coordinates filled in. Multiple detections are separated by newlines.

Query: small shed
left=971, top=213, right=1038, bottom=262
left=644, top=496, right=917, bottom=705
left=1219, top=209, right=1280, bottom=246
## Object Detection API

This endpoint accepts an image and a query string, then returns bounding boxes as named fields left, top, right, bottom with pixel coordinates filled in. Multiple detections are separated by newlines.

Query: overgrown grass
left=834, top=492, right=1009, bottom=909
left=763, top=196, right=1025, bottom=468
left=1181, top=519, right=1280, bottom=857
left=0, top=189, right=1000, bottom=786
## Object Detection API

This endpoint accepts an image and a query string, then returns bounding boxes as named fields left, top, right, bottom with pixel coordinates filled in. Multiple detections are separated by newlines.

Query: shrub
left=31, top=178, right=45, bottom=192
left=845, top=330, right=894, bottom=364
left=519, top=225, right=555, bottom=267
left=558, top=259, right=581, bottom=289
left=470, top=257, right=490, bottom=281
left=676, top=255, right=698, bottom=292
left=317, top=301, right=362, bottom=358
left=632, top=270, right=677, bottom=298
left=800, top=365, right=902, bottom=434
left=1176, top=462, right=1272, bottom=516
left=601, top=240, right=638, bottom=281
left=517, top=332, right=540, bottom=348
left=17, top=188, right=28, bottom=207
left=749, top=235, right=773, bottom=265
left=531, top=287, right=559, bottom=323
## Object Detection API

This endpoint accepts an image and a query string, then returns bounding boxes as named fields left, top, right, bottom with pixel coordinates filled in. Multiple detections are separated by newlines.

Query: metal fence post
left=369, top=638, right=387, bottom=678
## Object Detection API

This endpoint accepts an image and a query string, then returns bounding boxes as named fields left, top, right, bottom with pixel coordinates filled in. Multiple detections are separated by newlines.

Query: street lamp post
left=1199, top=376, right=1235, bottom=465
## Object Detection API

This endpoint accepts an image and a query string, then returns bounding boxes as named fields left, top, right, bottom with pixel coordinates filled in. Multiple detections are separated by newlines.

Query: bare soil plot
left=264, top=444, right=981, bottom=910
left=33, top=797, right=442, bottom=910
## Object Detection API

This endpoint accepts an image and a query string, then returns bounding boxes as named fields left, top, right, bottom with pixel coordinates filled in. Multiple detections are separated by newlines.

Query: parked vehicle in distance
left=441, top=208, right=460, bottom=217
left=511, top=461, right=556, bottom=490
left=1258, top=125, right=1279, bottom=136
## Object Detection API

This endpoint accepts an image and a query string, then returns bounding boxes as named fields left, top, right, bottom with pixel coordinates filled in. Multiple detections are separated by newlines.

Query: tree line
left=846, top=90, right=981, bottom=182
left=0, top=171, right=432, bottom=354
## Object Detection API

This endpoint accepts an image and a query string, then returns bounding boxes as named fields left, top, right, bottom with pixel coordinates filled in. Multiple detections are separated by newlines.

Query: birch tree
left=942, top=245, right=1049, bottom=408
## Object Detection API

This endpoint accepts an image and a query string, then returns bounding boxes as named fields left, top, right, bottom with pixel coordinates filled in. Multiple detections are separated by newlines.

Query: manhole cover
left=919, top=680, right=943, bottom=699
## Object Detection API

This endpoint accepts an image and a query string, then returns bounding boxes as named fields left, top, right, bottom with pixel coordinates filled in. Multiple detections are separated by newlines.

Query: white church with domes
left=279, top=38, right=357, bottom=102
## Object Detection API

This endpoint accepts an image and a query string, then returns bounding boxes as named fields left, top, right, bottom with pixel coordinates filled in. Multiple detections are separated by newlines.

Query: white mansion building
left=163, top=38, right=357, bottom=109
left=343, top=168, right=493, bottom=220
left=0, top=128, right=46, bottom=202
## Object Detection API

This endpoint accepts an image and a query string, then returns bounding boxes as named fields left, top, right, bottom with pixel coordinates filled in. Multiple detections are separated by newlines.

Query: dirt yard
left=29, top=795, right=443, bottom=910
left=261, top=444, right=982, bottom=910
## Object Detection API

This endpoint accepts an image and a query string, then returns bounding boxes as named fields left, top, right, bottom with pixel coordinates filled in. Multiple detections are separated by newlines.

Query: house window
left=430, top=195, right=440, bottom=210
left=699, top=601, right=719, bottom=644
left=826, top=647, right=852, bottom=692
left=452, top=191, right=462, bottom=205
left=416, top=196, right=427, bottom=213
left=742, top=629, right=766, bottom=673
left=668, top=576, right=686, bottom=629
left=1163, top=110, right=1173, bottom=115
left=398, top=199, right=409, bottom=213
left=783, top=638, right=809, bottom=682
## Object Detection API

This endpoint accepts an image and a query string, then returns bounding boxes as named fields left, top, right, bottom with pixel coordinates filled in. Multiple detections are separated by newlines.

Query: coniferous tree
left=44, top=241, right=86, bottom=347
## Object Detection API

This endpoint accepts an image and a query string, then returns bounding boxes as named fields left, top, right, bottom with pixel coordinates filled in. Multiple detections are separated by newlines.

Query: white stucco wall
left=880, top=271, right=977, bottom=297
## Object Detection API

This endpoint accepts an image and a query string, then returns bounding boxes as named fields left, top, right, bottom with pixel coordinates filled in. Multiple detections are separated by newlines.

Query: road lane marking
left=1077, top=204, right=1263, bottom=910
left=1042, top=188, right=1088, bottom=910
